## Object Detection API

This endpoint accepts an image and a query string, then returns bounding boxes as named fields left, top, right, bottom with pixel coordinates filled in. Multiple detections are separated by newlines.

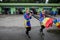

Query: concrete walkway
left=0, top=15, right=40, bottom=27
left=0, top=15, right=60, bottom=40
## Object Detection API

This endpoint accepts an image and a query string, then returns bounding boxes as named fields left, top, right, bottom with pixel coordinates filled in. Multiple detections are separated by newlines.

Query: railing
left=0, top=3, right=60, bottom=7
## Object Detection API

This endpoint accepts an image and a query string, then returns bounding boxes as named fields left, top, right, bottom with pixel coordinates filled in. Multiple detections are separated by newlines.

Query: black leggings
left=26, top=27, right=31, bottom=35
left=40, top=25, right=45, bottom=32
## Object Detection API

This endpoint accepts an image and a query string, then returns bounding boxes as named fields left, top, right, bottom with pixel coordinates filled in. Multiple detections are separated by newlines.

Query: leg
left=26, top=27, right=31, bottom=38
left=40, top=25, right=45, bottom=35
left=40, top=25, right=45, bottom=32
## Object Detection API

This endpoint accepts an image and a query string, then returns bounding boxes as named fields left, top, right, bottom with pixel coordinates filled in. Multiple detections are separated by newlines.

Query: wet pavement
left=0, top=15, right=60, bottom=40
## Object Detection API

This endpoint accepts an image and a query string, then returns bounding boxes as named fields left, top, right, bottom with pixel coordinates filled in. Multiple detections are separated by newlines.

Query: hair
left=42, top=9, right=44, bottom=11
left=42, top=9, right=45, bottom=14
left=26, top=8, right=29, bottom=13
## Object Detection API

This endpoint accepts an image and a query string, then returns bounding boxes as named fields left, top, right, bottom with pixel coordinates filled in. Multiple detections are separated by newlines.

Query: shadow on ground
left=47, top=29, right=60, bottom=34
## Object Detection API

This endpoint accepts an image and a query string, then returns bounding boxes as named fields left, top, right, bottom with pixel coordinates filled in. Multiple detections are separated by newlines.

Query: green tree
left=48, top=0, right=60, bottom=3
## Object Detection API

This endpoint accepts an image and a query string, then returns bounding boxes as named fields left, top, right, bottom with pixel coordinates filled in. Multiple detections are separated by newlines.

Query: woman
left=39, top=9, right=45, bottom=33
left=24, top=9, right=32, bottom=38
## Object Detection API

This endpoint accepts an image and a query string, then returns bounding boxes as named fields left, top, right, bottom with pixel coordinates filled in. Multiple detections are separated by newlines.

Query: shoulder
left=24, top=13, right=26, bottom=16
